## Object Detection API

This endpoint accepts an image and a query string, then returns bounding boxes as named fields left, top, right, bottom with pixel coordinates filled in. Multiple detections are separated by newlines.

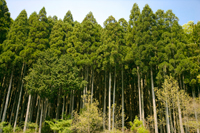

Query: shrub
left=129, top=116, right=149, bottom=133
left=46, top=119, right=72, bottom=133
left=72, top=92, right=103, bottom=133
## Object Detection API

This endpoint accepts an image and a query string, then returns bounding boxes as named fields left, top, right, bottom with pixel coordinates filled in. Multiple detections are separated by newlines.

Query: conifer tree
left=63, top=10, right=74, bottom=26
left=0, top=0, right=11, bottom=44
left=126, top=3, right=144, bottom=123
left=49, top=19, right=72, bottom=55
left=0, top=9, right=28, bottom=133
left=118, top=18, right=128, bottom=132
left=99, top=15, right=121, bottom=131
left=21, top=7, right=50, bottom=66
left=137, top=4, right=158, bottom=133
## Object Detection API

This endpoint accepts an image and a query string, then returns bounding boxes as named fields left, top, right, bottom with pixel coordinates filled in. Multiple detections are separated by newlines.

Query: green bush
left=129, top=116, right=149, bottom=133
left=0, top=122, right=12, bottom=133
left=46, top=119, right=72, bottom=133
left=72, top=92, right=103, bottom=133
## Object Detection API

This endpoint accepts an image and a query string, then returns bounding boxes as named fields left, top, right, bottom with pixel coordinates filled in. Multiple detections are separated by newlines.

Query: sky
left=6, top=0, right=200, bottom=26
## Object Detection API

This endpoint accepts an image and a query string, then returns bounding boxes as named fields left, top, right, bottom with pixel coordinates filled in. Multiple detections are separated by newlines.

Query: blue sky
left=6, top=0, right=200, bottom=26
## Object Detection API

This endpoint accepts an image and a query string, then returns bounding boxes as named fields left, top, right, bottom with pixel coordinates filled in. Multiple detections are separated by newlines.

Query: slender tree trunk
left=164, top=79, right=170, bottom=133
left=177, top=76, right=184, bottom=133
left=91, top=69, right=94, bottom=103
left=23, top=94, right=31, bottom=133
left=0, top=89, right=6, bottom=121
left=122, top=66, right=124, bottom=133
left=165, top=100, right=170, bottom=133
left=108, top=71, right=111, bottom=131
left=86, top=66, right=88, bottom=93
left=159, top=103, right=163, bottom=133
left=169, top=104, right=173, bottom=132
left=7, top=83, right=15, bottom=122
left=14, top=68, right=25, bottom=131
left=172, top=102, right=176, bottom=133
left=62, top=96, right=65, bottom=119
left=20, top=92, right=27, bottom=123
left=103, top=71, right=107, bottom=130
left=35, top=97, right=40, bottom=133
left=9, top=88, right=18, bottom=124
left=83, top=69, right=86, bottom=107
left=43, top=98, right=48, bottom=124
left=0, top=75, right=6, bottom=104
left=112, top=66, right=116, bottom=130
left=69, top=90, right=72, bottom=115
left=137, top=66, right=142, bottom=121
left=29, top=94, right=35, bottom=123
left=141, top=78, right=144, bottom=125
left=65, top=94, right=68, bottom=115
left=56, top=88, right=61, bottom=120
left=0, top=71, right=13, bottom=133
left=183, top=76, right=189, bottom=132
left=71, top=90, right=74, bottom=118
left=192, top=89, right=199, bottom=133
left=39, top=100, right=43, bottom=133
left=48, top=100, right=51, bottom=118
left=150, top=67, right=158, bottom=133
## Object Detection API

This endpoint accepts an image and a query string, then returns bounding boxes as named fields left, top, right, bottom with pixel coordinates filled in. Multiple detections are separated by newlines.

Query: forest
left=0, top=0, right=200, bottom=132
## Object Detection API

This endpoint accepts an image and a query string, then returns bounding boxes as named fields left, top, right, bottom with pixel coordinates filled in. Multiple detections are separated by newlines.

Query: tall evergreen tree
left=0, top=0, right=11, bottom=44
left=63, top=10, right=74, bottom=26
left=0, top=9, right=28, bottom=133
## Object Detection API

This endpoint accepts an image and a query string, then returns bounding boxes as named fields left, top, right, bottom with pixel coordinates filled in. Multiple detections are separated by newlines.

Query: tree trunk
left=9, top=88, right=18, bottom=124
left=141, top=78, right=144, bottom=125
left=169, top=104, right=174, bottom=132
left=69, top=90, right=72, bottom=116
left=159, top=103, right=163, bottom=133
left=108, top=71, right=111, bottom=131
left=65, top=94, right=68, bottom=115
left=103, top=71, right=107, bottom=130
left=71, top=90, right=74, bottom=118
left=35, top=97, right=40, bottom=133
left=0, top=89, right=6, bottom=121
left=43, top=98, right=48, bottom=124
left=192, top=89, right=199, bottom=133
left=0, top=75, right=6, bottom=104
left=23, top=94, right=31, bottom=133
left=62, top=96, right=65, bottom=119
left=122, top=66, right=124, bottom=133
left=165, top=100, right=170, bottom=133
left=91, top=69, right=94, bottom=103
left=172, top=102, right=176, bottom=133
left=14, top=71, right=25, bottom=131
left=29, top=94, right=35, bottom=123
left=164, top=79, right=170, bottom=133
left=39, top=100, right=43, bottom=133
left=56, top=88, right=61, bottom=120
left=86, top=66, right=89, bottom=93
left=0, top=71, right=13, bottom=133
left=112, top=66, right=116, bottom=130
left=150, top=67, right=158, bottom=133
left=177, top=76, right=184, bottom=133
left=137, top=66, right=142, bottom=121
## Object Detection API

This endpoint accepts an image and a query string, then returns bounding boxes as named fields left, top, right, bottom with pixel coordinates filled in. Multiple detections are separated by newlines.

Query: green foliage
left=0, top=0, right=12, bottom=44
left=0, top=122, right=12, bottom=133
left=63, top=10, right=74, bottom=25
left=25, top=49, right=85, bottom=97
left=72, top=92, right=103, bottom=133
left=46, top=119, right=72, bottom=133
left=129, top=116, right=148, bottom=133
left=0, top=9, right=28, bottom=70
left=183, top=21, right=194, bottom=35
left=24, top=123, right=38, bottom=133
